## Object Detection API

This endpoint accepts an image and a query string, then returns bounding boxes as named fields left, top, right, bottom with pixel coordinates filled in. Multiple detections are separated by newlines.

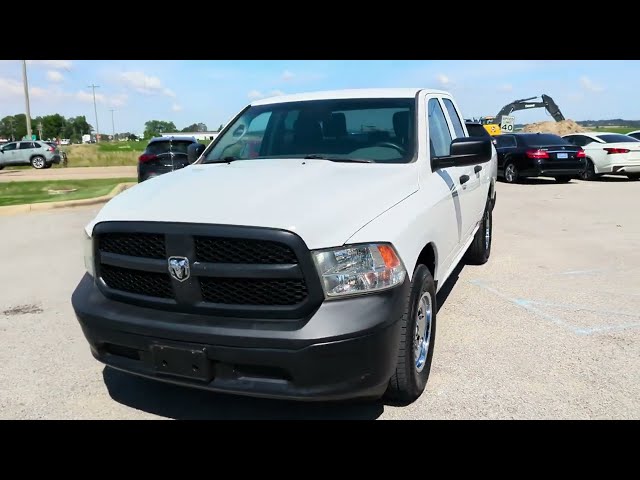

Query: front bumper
left=72, top=274, right=408, bottom=401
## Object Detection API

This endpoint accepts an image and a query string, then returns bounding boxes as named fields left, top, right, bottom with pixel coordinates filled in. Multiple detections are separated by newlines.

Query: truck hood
left=87, top=159, right=419, bottom=249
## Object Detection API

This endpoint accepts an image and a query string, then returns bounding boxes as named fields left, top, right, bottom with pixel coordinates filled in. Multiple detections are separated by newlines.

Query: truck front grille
left=98, top=233, right=166, bottom=259
left=93, top=222, right=323, bottom=319
left=200, top=278, right=308, bottom=306
left=195, top=237, right=297, bottom=264
left=100, top=264, right=173, bottom=299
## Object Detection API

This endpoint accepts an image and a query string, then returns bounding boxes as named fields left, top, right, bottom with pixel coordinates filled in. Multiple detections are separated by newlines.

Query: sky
left=0, top=60, right=638, bottom=135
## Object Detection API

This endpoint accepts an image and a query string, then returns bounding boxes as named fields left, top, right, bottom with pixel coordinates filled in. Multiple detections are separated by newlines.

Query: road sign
left=500, top=116, right=515, bottom=133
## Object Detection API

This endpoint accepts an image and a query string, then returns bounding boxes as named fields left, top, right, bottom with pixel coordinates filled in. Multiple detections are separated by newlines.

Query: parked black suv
left=138, top=136, right=201, bottom=182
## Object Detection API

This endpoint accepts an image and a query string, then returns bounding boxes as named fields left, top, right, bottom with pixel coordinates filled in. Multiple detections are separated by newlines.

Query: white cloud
left=0, top=76, right=24, bottom=98
left=76, top=90, right=106, bottom=104
left=282, top=70, right=295, bottom=81
left=247, top=89, right=286, bottom=100
left=119, top=71, right=175, bottom=97
left=436, top=73, right=450, bottom=86
left=46, top=70, right=64, bottom=83
left=171, top=103, right=182, bottom=112
left=580, top=76, right=604, bottom=93
left=109, top=93, right=128, bottom=108
left=27, top=60, right=73, bottom=70
left=499, top=83, right=513, bottom=92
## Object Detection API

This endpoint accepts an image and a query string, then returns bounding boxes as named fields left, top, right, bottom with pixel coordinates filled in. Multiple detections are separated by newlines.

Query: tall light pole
left=88, top=84, right=100, bottom=143
left=22, top=60, right=33, bottom=139
left=109, top=109, right=116, bottom=140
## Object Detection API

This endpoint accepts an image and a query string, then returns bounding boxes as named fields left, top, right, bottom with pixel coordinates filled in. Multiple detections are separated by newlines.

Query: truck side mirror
left=187, top=143, right=206, bottom=164
left=433, top=137, right=492, bottom=169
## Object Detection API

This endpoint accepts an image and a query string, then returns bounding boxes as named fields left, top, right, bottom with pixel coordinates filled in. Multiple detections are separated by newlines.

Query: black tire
left=30, top=156, right=46, bottom=169
left=580, top=158, right=597, bottom=181
left=464, top=201, right=492, bottom=265
left=554, top=176, right=572, bottom=183
left=627, top=174, right=640, bottom=181
left=385, top=264, right=437, bottom=404
left=503, top=162, right=519, bottom=183
left=0, top=165, right=4, bottom=170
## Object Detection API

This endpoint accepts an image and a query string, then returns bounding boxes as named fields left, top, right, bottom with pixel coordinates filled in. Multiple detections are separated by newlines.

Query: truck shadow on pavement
left=102, top=367, right=385, bottom=420
left=102, top=262, right=465, bottom=420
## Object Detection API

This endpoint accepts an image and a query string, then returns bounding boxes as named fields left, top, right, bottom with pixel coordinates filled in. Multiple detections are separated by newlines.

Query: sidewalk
left=0, top=166, right=136, bottom=183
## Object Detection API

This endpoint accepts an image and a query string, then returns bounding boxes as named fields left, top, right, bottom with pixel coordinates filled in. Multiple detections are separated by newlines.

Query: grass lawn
left=0, top=178, right=136, bottom=207
left=51, top=139, right=213, bottom=168
left=97, top=141, right=146, bottom=153
left=589, top=126, right=638, bottom=134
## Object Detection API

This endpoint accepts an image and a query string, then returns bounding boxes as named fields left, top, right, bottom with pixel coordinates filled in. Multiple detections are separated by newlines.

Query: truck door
left=442, top=97, right=489, bottom=223
left=427, top=98, right=477, bottom=246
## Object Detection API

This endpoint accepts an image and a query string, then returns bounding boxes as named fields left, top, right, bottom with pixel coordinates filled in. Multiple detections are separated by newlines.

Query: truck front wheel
left=385, top=264, right=437, bottom=404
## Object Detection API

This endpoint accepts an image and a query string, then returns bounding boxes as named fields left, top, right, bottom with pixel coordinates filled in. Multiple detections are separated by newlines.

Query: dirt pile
left=522, top=119, right=587, bottom=135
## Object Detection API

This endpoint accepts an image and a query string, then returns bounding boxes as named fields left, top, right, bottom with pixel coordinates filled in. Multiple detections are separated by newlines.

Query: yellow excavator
left=480, top=94, right=566, bottom=136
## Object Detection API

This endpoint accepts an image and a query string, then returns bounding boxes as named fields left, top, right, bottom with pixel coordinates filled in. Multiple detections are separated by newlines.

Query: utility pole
left=22, top=60, right=32, bottom=139
left=109, top=109, right=116, bottom=140
left=88, top=84, right=100, bottom=143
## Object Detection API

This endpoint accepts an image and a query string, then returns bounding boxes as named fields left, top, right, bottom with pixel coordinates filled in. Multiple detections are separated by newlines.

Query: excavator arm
left=495, top=94, right=565, bottom=125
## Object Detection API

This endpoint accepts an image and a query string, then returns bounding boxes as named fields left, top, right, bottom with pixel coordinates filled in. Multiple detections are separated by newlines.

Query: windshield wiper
left=303, top=154, right=373, bottom=163
left=207, top=156, right=243, bottom=164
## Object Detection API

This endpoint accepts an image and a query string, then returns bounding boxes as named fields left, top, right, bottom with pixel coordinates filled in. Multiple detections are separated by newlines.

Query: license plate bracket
left=150, top=344, right=213, bottom=382
left=557, top=152, right=568, bottom=159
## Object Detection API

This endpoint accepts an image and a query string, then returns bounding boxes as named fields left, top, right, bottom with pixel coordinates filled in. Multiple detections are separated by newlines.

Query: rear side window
left=18, top=142, right=36, bottom=150
left=428, top=98, right=452, bottom=157
left=466, top=124, right=490, bottom=138
left=520, top=134, right=569, bottom=147
left=496, top=135, right=517, bottom=148
left=442, top=99, right=465, bottom=138
left=596, top=134, right=639, bottom=143
left=146, top=141, right=193, bottom=155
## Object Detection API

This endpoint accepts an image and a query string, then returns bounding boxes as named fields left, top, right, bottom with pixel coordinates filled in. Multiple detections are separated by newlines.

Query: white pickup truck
left=72, top=88, right=497, bottom=404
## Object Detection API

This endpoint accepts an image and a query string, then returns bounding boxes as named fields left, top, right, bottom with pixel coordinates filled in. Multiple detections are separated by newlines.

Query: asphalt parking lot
left=1, top=176, right=638, bottom=419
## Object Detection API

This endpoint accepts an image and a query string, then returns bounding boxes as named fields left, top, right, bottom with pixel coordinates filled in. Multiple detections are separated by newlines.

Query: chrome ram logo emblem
left=168, top=256, right=190, bottom=282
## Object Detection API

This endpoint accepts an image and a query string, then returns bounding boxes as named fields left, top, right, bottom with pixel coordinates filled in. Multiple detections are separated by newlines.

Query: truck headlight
left=312, top=243, right=406, bottom=298
left=83, top=231, right=95, bottom=278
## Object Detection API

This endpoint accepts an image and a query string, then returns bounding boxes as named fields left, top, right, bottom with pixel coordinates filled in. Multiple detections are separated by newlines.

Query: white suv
left=72, top=88, right=497, bottom=404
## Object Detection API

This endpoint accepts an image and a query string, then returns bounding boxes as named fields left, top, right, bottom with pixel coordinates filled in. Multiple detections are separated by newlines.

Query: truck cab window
left=428, top=98, right=452, bottom=157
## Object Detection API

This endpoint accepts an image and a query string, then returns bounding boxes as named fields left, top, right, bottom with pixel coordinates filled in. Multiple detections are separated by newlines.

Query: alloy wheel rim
left=414, top=291, right=432, bottom=373
left=505, top=164, right=515, bottom=182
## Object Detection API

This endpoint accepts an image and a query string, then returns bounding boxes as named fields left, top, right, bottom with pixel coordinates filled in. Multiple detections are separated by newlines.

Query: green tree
left=64, top=116, right=92, bottom=143
left=181, top=122, right=208, bottom=132
left=144, top=120, right=177, bottom=139
left=34, top=114, right=67, bottom=140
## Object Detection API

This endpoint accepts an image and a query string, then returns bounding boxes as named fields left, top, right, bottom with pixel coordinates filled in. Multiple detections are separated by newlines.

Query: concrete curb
left=0, top=182, right=135, bottom=217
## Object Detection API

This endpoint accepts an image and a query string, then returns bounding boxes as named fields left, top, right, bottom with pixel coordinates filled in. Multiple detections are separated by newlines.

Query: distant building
left=161, top=131, right=220, bottom=142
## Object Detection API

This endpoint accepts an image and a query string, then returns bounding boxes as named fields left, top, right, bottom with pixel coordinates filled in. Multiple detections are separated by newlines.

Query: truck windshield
left=202, top=98, right=416, bottom=164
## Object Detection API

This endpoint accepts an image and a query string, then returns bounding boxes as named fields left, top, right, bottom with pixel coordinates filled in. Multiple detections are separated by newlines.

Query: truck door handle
left=474, top=165, right=482, bottom=174
left=459, top=175, right=470, bottom=185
